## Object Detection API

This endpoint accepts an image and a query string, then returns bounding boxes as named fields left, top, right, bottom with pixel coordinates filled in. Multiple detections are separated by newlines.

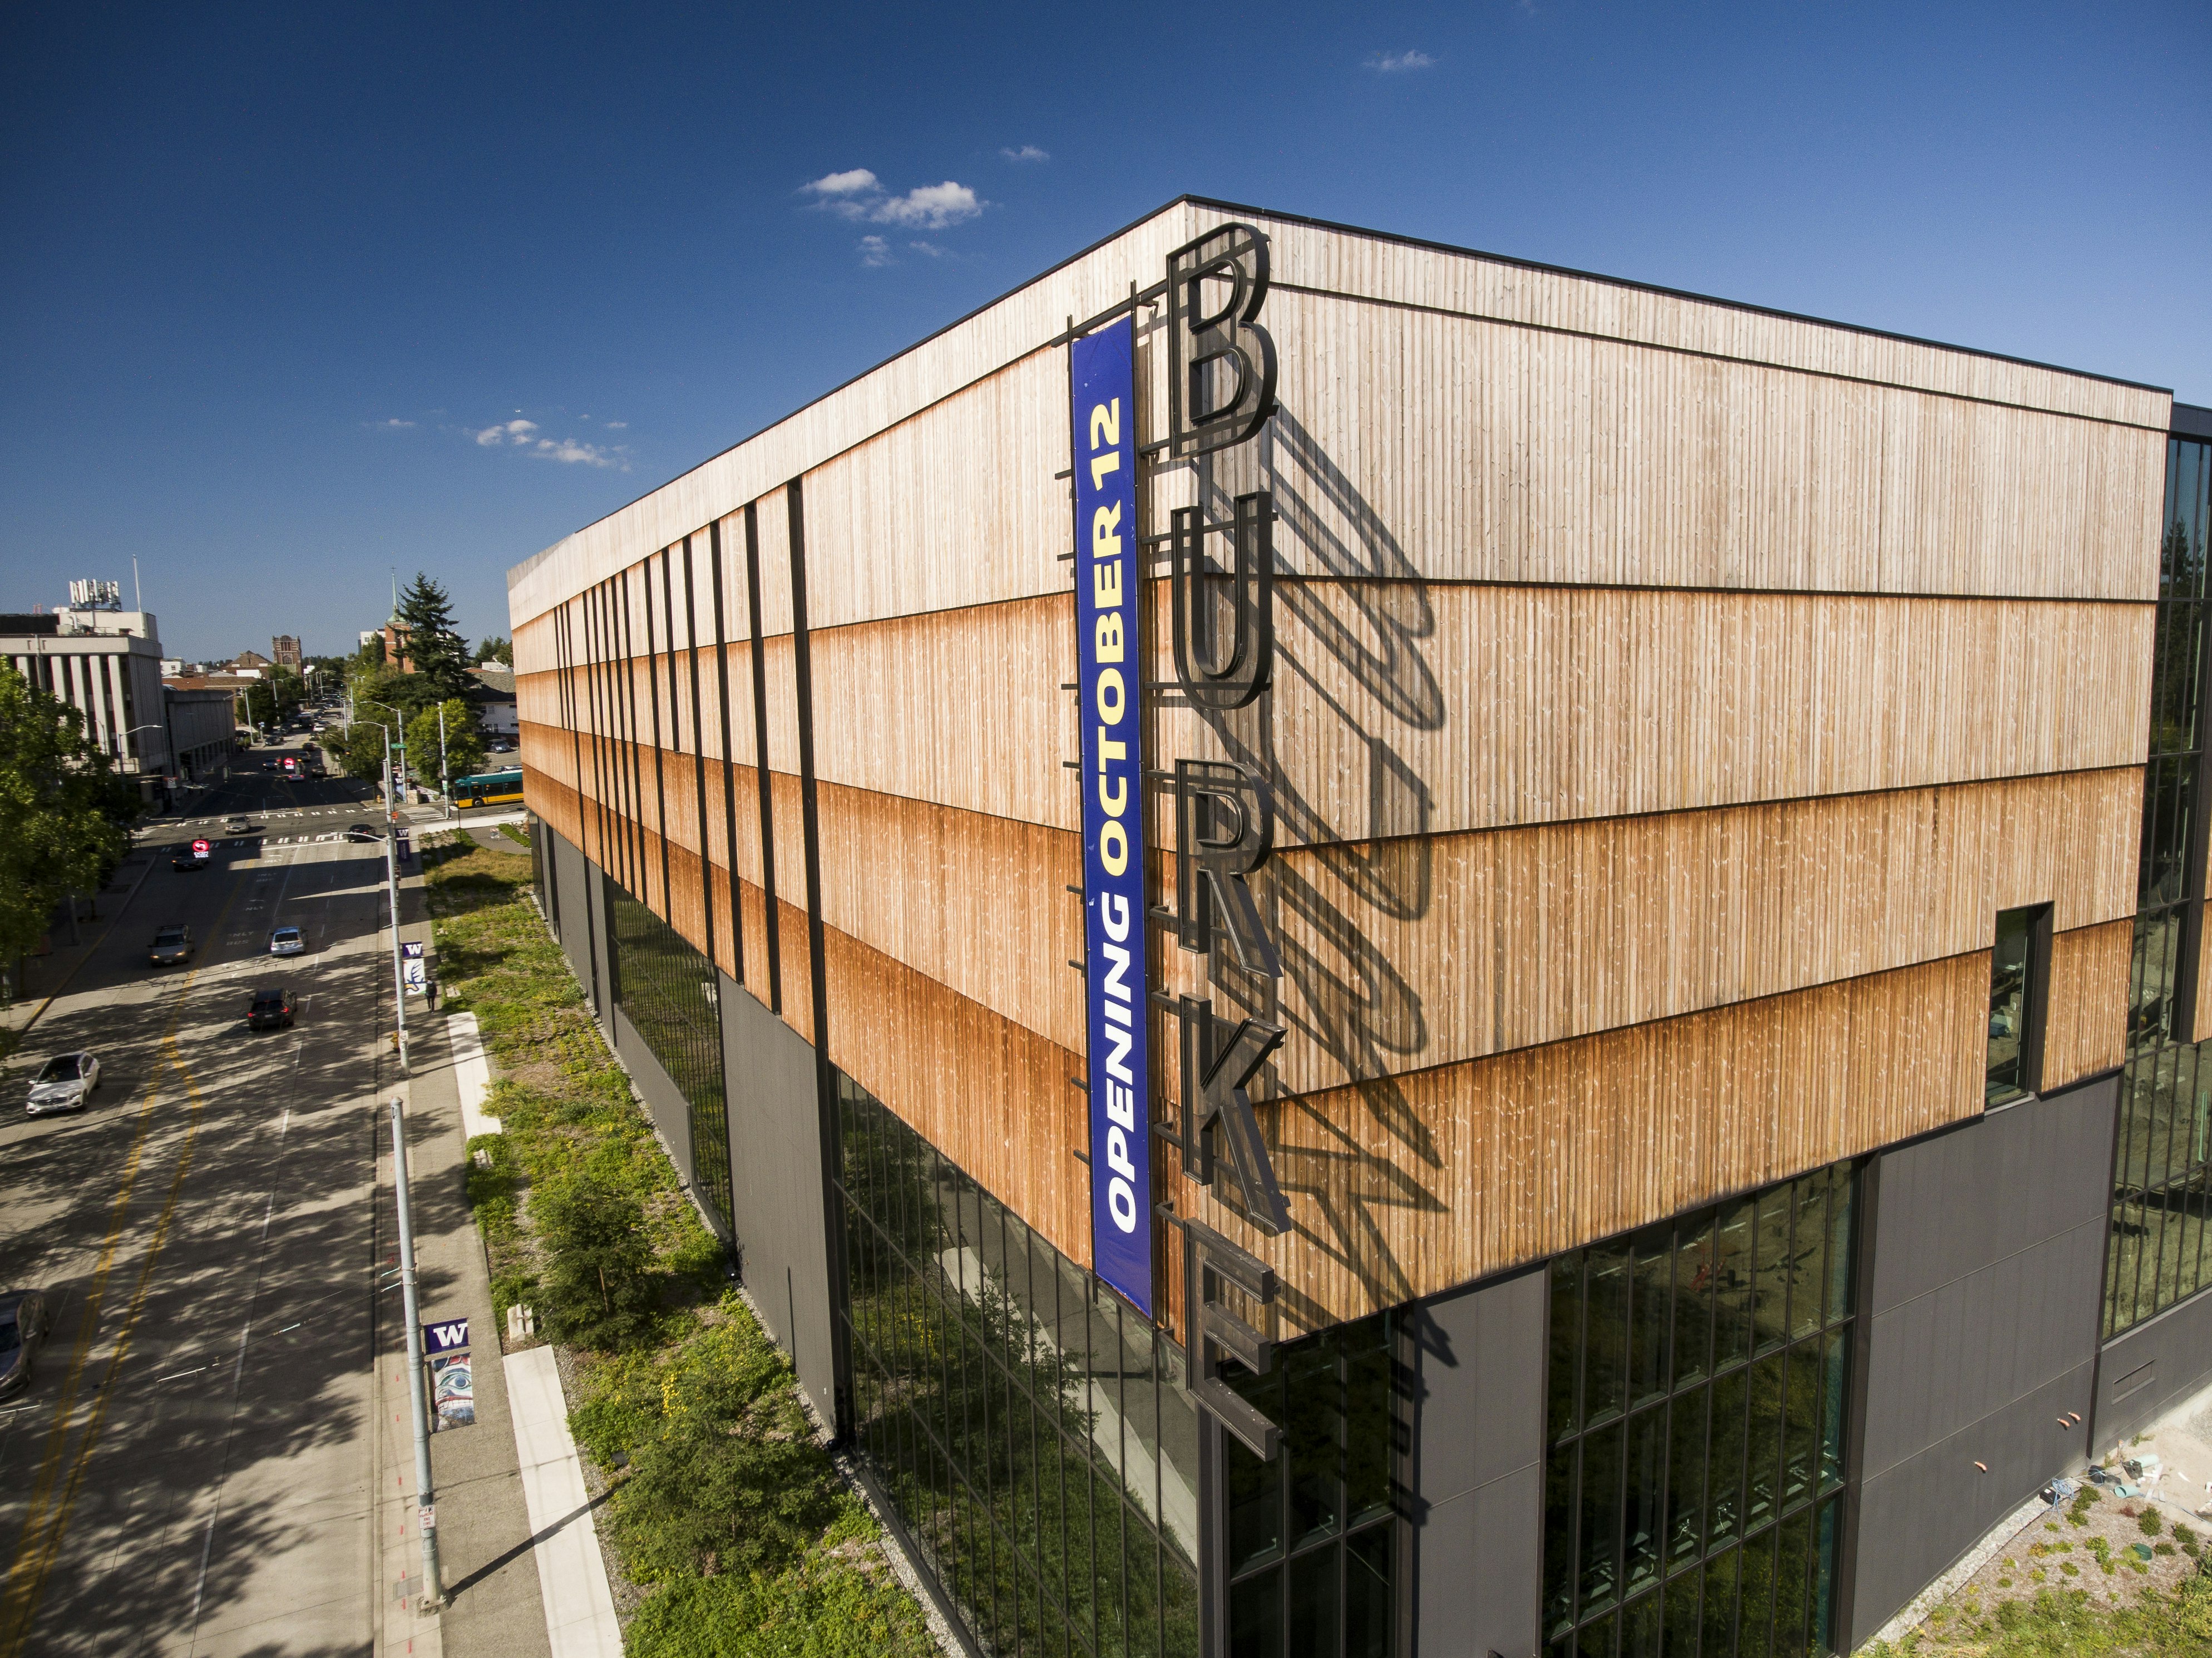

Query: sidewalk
left=373, top=856, right=551, bottom=1658
left=376, top=840, right=621, bottom=1658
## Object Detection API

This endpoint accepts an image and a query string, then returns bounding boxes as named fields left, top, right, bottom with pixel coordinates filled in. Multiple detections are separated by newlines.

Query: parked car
left=269, top=926, right=305, bottom=956
left=26, top=1052, right=99, bottom=1116
left=247, top=988, right=295, bottom=1031
left=149, top=925, right=194, bottom=966
left=0, top=1292, right=52, bottom=1398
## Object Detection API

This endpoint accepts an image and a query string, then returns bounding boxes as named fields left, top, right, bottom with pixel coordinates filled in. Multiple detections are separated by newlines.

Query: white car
left=27, top=1053, right=99, bottom=1116
left=269, top=926, right=306, bottom=957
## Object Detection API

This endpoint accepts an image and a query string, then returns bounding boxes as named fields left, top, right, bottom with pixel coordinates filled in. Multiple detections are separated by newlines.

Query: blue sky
left=3, top=2, right=2206, bottom=662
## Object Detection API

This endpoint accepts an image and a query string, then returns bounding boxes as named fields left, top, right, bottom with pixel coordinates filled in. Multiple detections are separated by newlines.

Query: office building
left=506, top=198, right=2203, bottom=1656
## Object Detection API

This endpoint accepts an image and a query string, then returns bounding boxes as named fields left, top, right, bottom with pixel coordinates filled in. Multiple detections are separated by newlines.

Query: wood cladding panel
left=551, top=736, right=2138, bottom=1095
left=1260, top=217, right=2164, bottom=429
left=819, top=911, right=1090, bottom=1274
left=2044, top=917, right=2131, bottom=1088
left=2200, top=902, right=2212, bottom=1043
left=1143, top=288, right=2166, bottom=604
left=511, top=202, right=2164, bottom=628
left=802, top=347, right=1070, bottom=634
left=1185, top=951, right=1996, bottom=1335
left=788, top=767, right=2137, bottom=1097
left=808, top=779, right=1086, bottom=1059
left=1174, top=767, right=2140, bottom=1098
left=791, top=588, right=2150, bottom=845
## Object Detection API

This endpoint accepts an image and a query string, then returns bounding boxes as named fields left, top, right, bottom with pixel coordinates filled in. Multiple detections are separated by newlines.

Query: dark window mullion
left=707, top=521, right=744, bottom=983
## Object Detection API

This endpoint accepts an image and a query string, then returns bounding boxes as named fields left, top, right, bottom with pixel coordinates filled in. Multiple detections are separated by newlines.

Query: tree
left=473, top=636, right=512, bottom=667
left=334, top=719, right=391, bottom=783
left=534, top=1172, right=656, bottom=1349
left=242, top=667, right=305, bottom=729
left=396, top=573, right=471, bottom=699
left=0, top=665, right=135, bottom=974
left=407, top=699, right=486, bottom=795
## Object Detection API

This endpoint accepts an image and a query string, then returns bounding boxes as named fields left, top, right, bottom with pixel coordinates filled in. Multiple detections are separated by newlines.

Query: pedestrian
left=425, top=976, right=440, bottom=1011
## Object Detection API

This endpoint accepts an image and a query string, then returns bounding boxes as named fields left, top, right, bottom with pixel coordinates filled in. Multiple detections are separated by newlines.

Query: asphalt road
left=0, top=792, right=399, bottom=1656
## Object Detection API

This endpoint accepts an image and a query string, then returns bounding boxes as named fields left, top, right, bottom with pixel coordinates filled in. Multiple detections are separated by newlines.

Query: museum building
left=507, top=197, right=2212, bottom=1657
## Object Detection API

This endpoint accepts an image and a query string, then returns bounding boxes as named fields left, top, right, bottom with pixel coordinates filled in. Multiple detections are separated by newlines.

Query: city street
left=0, top=754, right=399, bottom=1656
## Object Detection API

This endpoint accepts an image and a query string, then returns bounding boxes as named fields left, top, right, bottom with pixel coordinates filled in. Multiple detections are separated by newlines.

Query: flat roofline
left=515, top=193, right=2173, bottom=589
left=2175, top=402, right=2212, bottom=440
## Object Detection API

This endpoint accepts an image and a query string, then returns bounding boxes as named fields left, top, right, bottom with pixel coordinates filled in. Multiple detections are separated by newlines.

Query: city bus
left=450, top=768, right=524, bottom=808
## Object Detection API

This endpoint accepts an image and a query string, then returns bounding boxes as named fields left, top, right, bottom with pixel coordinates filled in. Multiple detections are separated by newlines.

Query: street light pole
left=381, top=724, right=410, bottom=1077
left=436, top=702, right=450, bottom=822
left=389, top=1095, right=444, bottom=1608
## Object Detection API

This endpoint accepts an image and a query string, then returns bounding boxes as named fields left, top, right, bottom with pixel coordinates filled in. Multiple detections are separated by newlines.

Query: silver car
left=270, top=926, right=305, bottom=956
left=27, top=1052, right=99, bottom=1116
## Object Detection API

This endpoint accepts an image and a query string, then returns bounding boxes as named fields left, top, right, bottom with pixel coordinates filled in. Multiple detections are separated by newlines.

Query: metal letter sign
left=1166, top=224, right=1277, bottom=460
left=1073, top=314, right=1152, bottom=1316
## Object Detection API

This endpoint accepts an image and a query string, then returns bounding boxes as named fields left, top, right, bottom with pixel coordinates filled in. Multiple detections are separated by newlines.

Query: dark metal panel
left=720, top=969, right=840, bottom=1430
left=646, top=547, right=673, bottom=921
left=743, top=501, right=782, bottom=1009
left=2097, top=1282, right=2212, bottom=1446
left=682, top=537, right=719, bottom=979
left=1844, top=1075, right=2121, bottom=1647
left=1848, top=1363, right=2094, bottom=1649
left=707, top=521, right=744, bottom=983
left=1409, top=1263, right=1546, bottom=1657
left=784, top=474, right=852, bottom=1436
left=613, top=1001, right=698, bottom=1200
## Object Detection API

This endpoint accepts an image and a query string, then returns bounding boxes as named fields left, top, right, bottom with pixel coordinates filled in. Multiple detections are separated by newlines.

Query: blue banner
left=1072, top=317, right=1151, bottom=1316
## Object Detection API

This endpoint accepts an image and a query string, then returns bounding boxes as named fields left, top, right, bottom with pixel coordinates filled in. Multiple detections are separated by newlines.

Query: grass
left=1865, top=1504, right=2212, bottom=1658
left=422, top=837, right=935, bottom=1658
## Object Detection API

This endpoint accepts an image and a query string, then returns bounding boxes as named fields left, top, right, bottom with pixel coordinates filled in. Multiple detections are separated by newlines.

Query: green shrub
left=534, top=1170, right=658, bottom=1349
left=599, top=1308, right=845, bottom=1581
left=2144, top=1507, right=2165, bottom=1537
left=625, top=1551, right=935, bottom=1658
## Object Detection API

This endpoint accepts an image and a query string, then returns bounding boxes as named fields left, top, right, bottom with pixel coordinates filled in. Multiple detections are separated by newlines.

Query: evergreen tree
left=473, top=636, right=512, bottom=667
left=396, top=572, right=470, bottom=698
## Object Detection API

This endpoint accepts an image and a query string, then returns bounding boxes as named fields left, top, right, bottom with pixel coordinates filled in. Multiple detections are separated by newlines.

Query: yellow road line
left=0, top=1043, right=208, bottom=1656
left=0, top=874, right=245, bottom=1656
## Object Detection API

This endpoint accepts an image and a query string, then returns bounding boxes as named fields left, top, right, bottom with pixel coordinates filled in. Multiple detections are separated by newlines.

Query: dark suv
left=246, top=989, right=295, bottom=1032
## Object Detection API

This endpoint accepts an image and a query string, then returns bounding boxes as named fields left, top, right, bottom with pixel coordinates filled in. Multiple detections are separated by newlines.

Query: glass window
left=835, top=1073, right=1201, bottom=1658
left=2106, top=434, right=2212, bottom=1341
left=606, top=880, right=733, bottom=1237
left=1985, top=905, right=2047, bottom=1107
left=1223, top=1312, right=1400, bottom=1658
left=1543, top=1162, right=1860, bottom=1656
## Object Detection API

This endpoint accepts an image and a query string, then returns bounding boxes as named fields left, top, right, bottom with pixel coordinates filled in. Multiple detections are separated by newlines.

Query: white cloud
left=805, top=169, right=986, bottom=231
left=603, top=420, right=627, bottom=429
left=1366, top=49, right=1436, bottom=71
left=527, top=437, right=622, bottom=468
left=858, top=235, right=893, bottom=268
left=871, top=181, right=981, bottom=229
left=365, top=417, right=415, bottom=430
left=473, top=418, right=538, bottom=447
left=909, top=240, right=949, bottom=258
left=1000, top=144, right=1049, bottom=162
left=804, top=167, right=880, bottom=196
